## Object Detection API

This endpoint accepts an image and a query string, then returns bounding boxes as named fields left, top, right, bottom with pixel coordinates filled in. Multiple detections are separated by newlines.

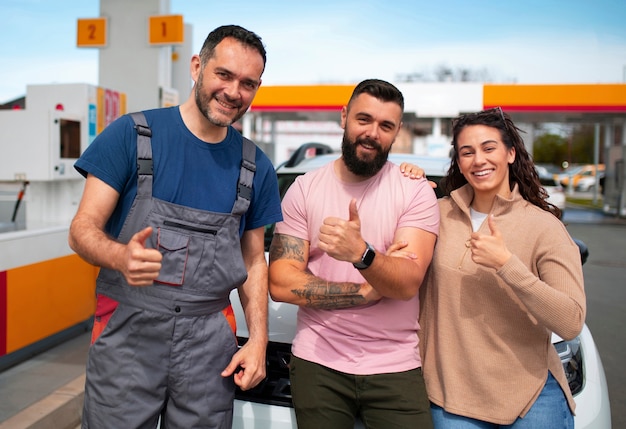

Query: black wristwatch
left=353, top=242, right=376, bottom=270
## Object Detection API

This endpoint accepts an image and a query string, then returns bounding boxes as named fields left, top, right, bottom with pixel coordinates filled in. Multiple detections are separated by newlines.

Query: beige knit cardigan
left=419, top=184, right=586, bottom=425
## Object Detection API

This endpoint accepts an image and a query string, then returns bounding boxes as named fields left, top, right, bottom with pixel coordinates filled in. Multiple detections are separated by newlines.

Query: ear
left=190, top=54, right=202, bottom=84
left=392, top=120, right=404, bottom=142
left=508, top=146, right=516, bottom=164
left=340, top=106, right=348, bottom=130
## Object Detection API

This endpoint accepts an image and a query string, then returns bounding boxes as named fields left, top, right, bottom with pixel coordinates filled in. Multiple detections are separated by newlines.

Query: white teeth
left=474, top=170, right=492, bottom=176
left=218, top=100, right=234, bottom=109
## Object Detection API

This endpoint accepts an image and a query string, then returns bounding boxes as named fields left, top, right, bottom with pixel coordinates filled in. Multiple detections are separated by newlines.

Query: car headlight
left=554, top=337, right=583, bottom=396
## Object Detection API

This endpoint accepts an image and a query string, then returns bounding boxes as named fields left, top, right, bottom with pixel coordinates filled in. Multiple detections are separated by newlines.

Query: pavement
left=563, top=202, right=626, bottom=225
left=0, top=204, right=623, bottom=429
left=0, top=332, right=89, bottom=429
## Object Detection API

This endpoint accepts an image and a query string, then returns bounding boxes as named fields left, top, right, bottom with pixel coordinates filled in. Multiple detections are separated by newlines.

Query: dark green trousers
left=290, top=355, right=433, bottom=429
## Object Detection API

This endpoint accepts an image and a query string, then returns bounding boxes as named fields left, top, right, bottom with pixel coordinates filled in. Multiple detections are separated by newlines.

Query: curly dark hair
left=443, top=107, right=561, bottom=219
left=199, top=25, right=266, bottom=72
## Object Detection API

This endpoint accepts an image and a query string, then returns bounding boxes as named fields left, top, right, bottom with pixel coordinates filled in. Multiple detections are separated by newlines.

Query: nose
left=473, top=150, right=486, bottom=165
left=223, top=80, right=239, bottom=100
left=365, top=123, right=380, bottom=141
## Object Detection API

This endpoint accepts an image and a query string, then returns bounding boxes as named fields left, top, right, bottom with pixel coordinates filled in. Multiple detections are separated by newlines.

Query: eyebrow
left=354, top=112, right=398, bottom=129
left=214, top=66, right=260, bottom=87
left=459, top=139, right=499, bottom=151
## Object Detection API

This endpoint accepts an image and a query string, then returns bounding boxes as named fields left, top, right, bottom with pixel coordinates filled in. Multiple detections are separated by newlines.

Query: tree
left=533, top=133, right=568, bottom=165
left=395, top=64, right=495, bottom=83
left=533, top=124, right=601, bottom=166
left=569, top=124, right=597, bottom=164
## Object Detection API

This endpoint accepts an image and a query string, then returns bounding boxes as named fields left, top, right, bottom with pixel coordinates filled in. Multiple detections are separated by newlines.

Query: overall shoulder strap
left=232, top=136, right=257, bottom=216
left=129, top=111, right=152, bottom=198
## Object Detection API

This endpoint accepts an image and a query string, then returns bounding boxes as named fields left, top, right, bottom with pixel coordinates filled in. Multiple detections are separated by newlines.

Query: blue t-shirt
left=75, top=106, right=282, bottom=238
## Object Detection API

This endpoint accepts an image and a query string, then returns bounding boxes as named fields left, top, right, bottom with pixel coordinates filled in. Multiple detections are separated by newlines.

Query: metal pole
left=621, top=122, right=626, bottom=217
left=593, top=123, right=600, bottom=205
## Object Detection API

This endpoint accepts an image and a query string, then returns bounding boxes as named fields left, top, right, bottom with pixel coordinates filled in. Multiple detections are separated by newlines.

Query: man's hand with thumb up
left=121, top=226, right=163, bottom=286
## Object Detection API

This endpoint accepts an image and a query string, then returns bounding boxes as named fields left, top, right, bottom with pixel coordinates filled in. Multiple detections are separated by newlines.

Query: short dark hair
left=199, top=25, right=266, bottom=71
left=348, top=79, right=404, bottom=112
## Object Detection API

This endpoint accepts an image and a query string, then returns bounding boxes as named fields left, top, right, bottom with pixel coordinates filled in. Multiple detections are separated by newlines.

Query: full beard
left=341, top=134, right=390, bottom=177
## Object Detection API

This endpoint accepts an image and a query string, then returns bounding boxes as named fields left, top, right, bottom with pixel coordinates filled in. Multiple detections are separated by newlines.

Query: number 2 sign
left=77, top=17, right=107, bottom=47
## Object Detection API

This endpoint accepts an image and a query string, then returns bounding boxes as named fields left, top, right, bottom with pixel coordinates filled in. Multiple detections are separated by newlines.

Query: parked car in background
left=536, top=165, right=566, bottom=211
left=558, top=164, right=605, bottom=190
left=576, top=172, right=605, bottom=193
left=535, top=163, right=561, bottom=176
left=230, top=148, right=611, bottom=429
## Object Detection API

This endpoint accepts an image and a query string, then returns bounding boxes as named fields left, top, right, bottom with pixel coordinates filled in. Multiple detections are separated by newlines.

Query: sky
left=1, top=0, right=625, bottom=104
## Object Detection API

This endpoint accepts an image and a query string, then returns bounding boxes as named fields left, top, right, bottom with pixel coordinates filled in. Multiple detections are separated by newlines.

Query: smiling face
left=456, top=124, right=516, bottom=203
left=339, top=93, right=402, bottom=178
left=192, top=37, right=263, bottom=127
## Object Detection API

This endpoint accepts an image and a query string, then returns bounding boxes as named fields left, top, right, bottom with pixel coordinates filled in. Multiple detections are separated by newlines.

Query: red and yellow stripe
left=0, top=255, right=97, bottom=357
left=251, top=83, right=626, bottom=113
left=252, top=84, right=353, bottom=112
left=484, top=84, right=626, bottom=112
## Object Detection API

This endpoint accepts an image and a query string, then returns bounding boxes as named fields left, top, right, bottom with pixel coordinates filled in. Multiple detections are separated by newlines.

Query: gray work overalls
left=82, top=112, right=256, bottom=429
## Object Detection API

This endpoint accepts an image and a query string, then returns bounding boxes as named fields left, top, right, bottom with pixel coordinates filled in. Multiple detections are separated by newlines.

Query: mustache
left=216, top=93, right=243, bottom=109
left=355, top=137, right=383, bottom=152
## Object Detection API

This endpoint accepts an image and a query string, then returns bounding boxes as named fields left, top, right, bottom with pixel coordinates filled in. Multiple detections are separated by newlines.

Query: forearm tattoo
left=293, top=279, right=367, bottom=309
left=271, top=234, right=367, bottom=309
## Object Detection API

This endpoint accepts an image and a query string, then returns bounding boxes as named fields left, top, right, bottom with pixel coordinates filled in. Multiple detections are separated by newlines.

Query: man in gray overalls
left=69, top=25, right=282, bottom=428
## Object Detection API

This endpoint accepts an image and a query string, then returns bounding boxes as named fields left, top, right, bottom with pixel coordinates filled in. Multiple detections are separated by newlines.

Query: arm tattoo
left=270, top=234, right=305, bottom=262
left=292, top=279, right=367, bottom=309
left=271, top=234, right=368, bottom=309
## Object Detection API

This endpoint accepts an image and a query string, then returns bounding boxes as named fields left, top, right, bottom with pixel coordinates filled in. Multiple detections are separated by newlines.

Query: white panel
left=397, top=82, right=484, bottom=117
left=0, top=226, right=73, bottom=271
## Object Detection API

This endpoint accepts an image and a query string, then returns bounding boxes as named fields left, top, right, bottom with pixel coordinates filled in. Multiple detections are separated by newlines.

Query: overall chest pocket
left=154, top=221, right=217, bottom=287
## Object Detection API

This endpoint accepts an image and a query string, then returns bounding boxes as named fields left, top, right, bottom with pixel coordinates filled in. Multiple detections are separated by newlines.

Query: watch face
left=354, top=243, right=375, bottom=269
left=362, top=246, right=375, bottom=266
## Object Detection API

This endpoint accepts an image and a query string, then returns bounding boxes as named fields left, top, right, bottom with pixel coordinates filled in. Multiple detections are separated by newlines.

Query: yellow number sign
left=77, top=17, right=107, bottom=48
left=149, top=15, right=184, bottom=45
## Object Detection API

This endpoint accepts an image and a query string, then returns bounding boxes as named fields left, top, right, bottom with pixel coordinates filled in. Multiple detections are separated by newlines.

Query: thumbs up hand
left=318, top=199, right=364, bottom=262
left=469, top=215, right=512, bottom=270
left=122, top=226, right=163, bottom=286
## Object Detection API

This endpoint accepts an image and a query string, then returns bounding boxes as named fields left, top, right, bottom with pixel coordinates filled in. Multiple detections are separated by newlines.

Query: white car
left=576, top=174, right=604, bottom=193
left=230, top=150, right=611, bottom=429
left=536, top=165, right=567, bottom=211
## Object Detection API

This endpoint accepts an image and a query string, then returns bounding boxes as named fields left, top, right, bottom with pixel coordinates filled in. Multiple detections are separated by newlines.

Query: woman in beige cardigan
left=402, top=107, right=585, bottom=428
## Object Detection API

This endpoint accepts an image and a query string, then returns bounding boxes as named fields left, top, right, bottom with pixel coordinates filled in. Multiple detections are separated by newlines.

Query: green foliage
left=569, top=124, right=595, bottom=164
left=533, top=133, right=568, bottom=165
left=533, top=124, right=600, bottom=166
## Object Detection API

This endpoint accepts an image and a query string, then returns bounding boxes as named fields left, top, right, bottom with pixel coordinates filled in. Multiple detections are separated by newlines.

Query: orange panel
left=484, top=84, right=626, bottom=112
left=97, top=86, right=106, bottom=134
left=120, top=92, right=127, bottom=115
left=252, top=85, right=354, bottom=111
left=149, top=15, right=184, bottom=45
left=76, top=17, right=107, bottom=48
left=0, top=271, right=6, bottom=355
left=5, top=255, right=98, bottom=353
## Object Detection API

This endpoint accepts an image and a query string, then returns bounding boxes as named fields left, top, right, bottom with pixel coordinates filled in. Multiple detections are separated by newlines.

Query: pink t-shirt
left=275, top=160, right=439, bottom=374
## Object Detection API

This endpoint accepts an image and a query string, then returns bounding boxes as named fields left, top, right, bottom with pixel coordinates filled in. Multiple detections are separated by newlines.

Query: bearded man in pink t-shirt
left=269, top=79, right=439, bottom=429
